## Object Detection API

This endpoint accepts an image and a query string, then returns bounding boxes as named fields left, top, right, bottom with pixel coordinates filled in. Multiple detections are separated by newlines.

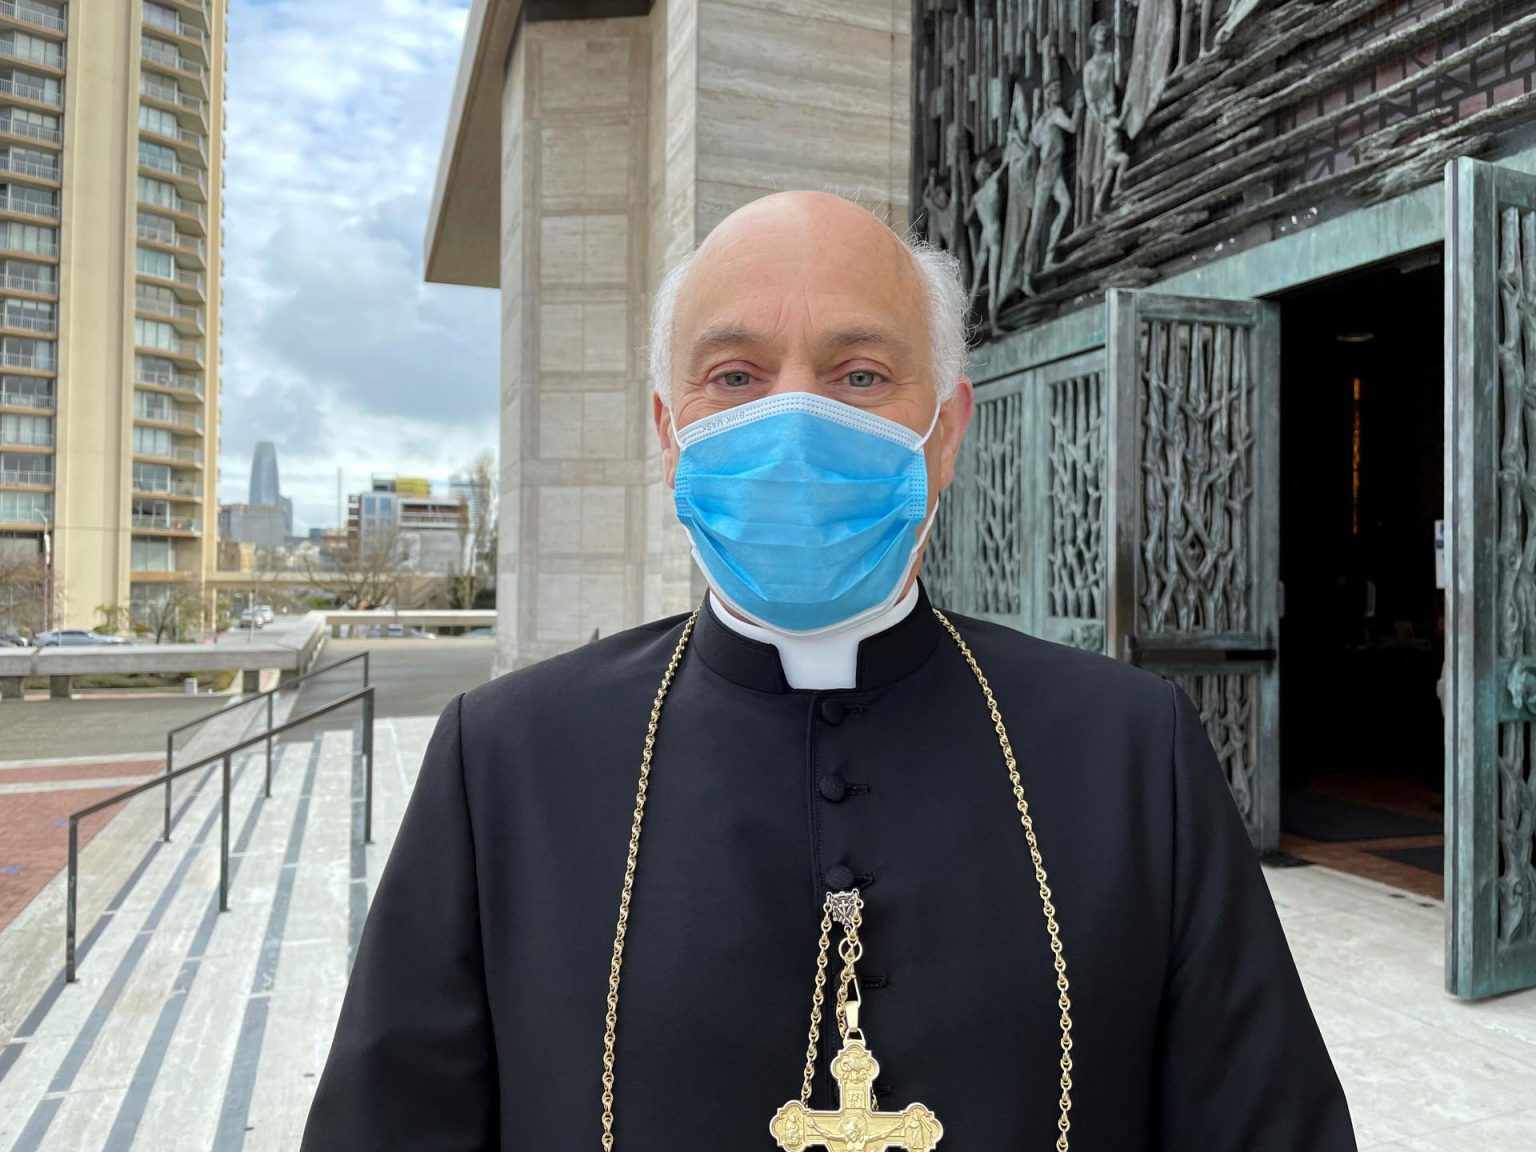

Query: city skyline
left=217, top=0, right=497, bottom=536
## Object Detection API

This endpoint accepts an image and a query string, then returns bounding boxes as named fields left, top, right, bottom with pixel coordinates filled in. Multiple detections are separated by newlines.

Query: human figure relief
left=1022, top=79, right=1082, bottom=296
left=998, top=82, right=1037, bottom=305
left=967, top=156, right=1006, bottom=337
left=1077, top=21, right=1120, bottom=226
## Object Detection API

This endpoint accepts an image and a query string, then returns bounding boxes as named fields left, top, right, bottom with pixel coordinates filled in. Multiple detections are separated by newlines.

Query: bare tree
left=304, top=523, right=407, bottom=610
left=137, top=579, right=207, bottom=644
left=453, top=449, right=498, bottom=610
left=0, top=550, right=48, bottom=636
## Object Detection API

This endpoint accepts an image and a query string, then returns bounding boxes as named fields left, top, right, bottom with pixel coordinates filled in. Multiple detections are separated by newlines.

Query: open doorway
left=1277, top=256, right=1445, bottom=898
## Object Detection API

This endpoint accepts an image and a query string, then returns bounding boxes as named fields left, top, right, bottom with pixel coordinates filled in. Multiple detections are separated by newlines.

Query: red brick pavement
left=0, top=757, right=165, bottom=933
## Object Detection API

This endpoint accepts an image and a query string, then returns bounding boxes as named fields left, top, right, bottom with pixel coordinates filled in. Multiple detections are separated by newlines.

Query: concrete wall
left=495, top=1, right=910, bottom=673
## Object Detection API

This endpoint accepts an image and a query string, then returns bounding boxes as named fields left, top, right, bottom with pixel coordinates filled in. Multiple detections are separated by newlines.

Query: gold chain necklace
left=600, top=607, right=1075, bottom=1150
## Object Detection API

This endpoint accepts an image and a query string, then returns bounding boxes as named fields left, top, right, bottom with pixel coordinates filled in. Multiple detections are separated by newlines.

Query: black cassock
left=301, top=586, right=1356, bottom=1150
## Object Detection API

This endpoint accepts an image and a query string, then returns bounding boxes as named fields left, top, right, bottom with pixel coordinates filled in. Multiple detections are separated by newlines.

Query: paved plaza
left=0, top=675, right=1533, bottom=1148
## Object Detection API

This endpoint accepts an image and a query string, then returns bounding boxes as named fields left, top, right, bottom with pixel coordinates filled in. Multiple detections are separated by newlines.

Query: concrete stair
left=0, top=714, right=435, bottom=1152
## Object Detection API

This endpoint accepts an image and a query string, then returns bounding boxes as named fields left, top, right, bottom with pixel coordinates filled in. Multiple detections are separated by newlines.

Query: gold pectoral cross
left=771, top=890, right=943, bottom=1151
left=770, top=1039, right=943, bottom=1152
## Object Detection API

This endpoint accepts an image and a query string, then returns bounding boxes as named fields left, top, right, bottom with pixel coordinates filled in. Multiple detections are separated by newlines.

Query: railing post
left=363, top=649, right=370, bottom=688
left=219, top=752, right=231, bottom=913
left=363, top=689, right=374, bottom=845
left=65, top=817, right=78, bottom=983
left=265, top=693, right=274, bottom=798
left=163, top=729, right=173, bottom=842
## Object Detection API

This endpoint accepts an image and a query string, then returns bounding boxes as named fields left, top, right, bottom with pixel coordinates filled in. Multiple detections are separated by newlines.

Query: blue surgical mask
left=672, top=391, right=942, bottom=635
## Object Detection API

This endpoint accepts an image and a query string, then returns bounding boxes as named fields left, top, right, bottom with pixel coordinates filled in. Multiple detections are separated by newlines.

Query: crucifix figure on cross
left=769, top=1039, right=943, bottom=1152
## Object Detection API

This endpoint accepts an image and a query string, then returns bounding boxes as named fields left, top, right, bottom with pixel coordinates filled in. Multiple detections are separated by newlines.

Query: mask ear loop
left=914, top=392, right=944, bottom=449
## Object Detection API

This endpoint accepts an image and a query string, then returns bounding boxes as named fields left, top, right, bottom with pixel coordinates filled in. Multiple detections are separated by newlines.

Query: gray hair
left=648, top=237, right=970, bottom=407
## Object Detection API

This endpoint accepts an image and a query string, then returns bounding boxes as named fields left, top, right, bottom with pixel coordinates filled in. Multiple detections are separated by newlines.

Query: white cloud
left=219, top=0, right=497, bottom=534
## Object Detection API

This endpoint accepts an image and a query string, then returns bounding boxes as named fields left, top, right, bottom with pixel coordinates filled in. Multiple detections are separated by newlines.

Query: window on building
left=0, top=32, right=64, bottom=70
left=137, top=139, right=177, bottom=174
left=137, top=282, right=175, bottom=316
left=134, top=388, right=175, bottom=421
left=143, top=3, right=183, bottom=33
left=0, top=105, right=59, bottom=144
left=132, top=425, right=173, bottom=457
left=135, top=354, right=175, bottom=385
left=134, top=318, right=177, bottom=352
left=1, top=145, right=58, bottom=180
left=0, top=259, right=51, bottom=293
left=141, top=36, right=183, bottom=70
left=135, top=245, right=175, bottom=280
left=0, top=68, right=60, bottom=105
left=0, top=489, right=49, bottom=523
left=0, top=412, right=51, bottom=446
left=2, top=298, right=53, bottom=332
left=15, top=1, right=66, bottom=31
left=0, top=182, right=55, bottom=217
left=131, top=537, right=176, bottom=572
left=138, top=211, right=176, bottom=244
left=138, top=104, right=178, bottom=139
left=0, top=335, right=52, bottom=369
left=133, top=462, right=172, bottom=492
left=0, top=451, right=50, bottom=484
left=2, top=221, right=57, bottom=257
left=0, top=373, right=51, bottom=406
left=133, top=498, right=171, bottom=521
left=137, top=175, right=178, bottom=210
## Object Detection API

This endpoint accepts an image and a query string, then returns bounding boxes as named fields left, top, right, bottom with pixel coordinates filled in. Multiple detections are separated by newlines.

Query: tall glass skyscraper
left=249, top=439, right=279, bottom=506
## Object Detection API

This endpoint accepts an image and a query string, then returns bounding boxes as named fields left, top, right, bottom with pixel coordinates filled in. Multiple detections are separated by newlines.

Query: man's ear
left=653, top=391, right=679, bottom=489
left=936, top=377, right=975, bottom=491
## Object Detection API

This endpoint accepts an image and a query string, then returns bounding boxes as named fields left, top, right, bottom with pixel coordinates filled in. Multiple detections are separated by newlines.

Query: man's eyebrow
left=685, top=325, right=770, bottom=374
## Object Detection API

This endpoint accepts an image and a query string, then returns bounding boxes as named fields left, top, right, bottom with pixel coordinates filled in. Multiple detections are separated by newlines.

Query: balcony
left=0, top=75, right=58, bottom=107
left=140, top=38, right=206, bottom=91
left=0, top=113, right=60, bottom=146
left=0, top=384, right=49, bottom=408
left=134, top=363, right=204, bottom=398
left=0, top=348, right=51, bottom=371
left=132, top=512, right=202, bottom=534
left=132, top=474, right=201, bottom=500
left=134, top=402, right=204, bottom=433
left=0, top=425, right=51, bottom=447
left=143, top=9, right=207, bottom=55
left=137, top=334, right=203, bottom=366
left=0, top=465, right=49, bottom=485
left=139, top=75, right=207, bottom=130
left=138, top=188, right=206, bottom=232
left=135, top=288, right=203, bottom=331
left=0, top=1, right=66, bottom=37
left=138, top=262, right=204, bottom=299
left=136, top=221, right=206, bottom=264
left=137, top=146, right=205, bottom=195
left=0, top=151, right=56, bottom=182
left=140, top=120, right=207, bottom=165
left=0, top=190, right=56, bottom=220
left=133, top=443, right=202, bottom=467
left=1, top=309, right=53, bottom=334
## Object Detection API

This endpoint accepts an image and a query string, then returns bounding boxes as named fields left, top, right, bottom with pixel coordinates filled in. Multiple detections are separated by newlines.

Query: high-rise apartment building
left=0, top=0, right=224, bottom=631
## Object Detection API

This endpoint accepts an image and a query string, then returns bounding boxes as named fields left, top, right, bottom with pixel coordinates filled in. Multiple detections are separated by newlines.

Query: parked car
left=256, top=604, right=275, bottom=624
left=238, top=608, right=266, bottom=628
left=32, top=629, right=131, bottom=647
left=461, top=627, right=494, bottom=639
left=0, top=632, right=27, bottom=647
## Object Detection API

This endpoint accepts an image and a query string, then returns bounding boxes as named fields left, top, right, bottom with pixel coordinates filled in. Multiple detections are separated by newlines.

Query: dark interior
left=1277, top=257, right=1446, bottom=835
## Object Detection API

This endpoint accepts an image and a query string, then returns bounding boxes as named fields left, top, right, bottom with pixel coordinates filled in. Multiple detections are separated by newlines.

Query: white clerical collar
left=707, top=584, right=921, bottom=690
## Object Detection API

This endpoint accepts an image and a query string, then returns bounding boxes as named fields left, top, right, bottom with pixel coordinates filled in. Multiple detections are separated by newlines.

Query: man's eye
left=717, top=371, right=753, bottom=388
left=846, top=370, right=881, bottom=388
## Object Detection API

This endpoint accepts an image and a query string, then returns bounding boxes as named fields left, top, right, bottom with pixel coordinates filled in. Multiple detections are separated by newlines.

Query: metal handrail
left=162, top=649, right=371, bottom=837
left=67, top=684, right=377, bottom=982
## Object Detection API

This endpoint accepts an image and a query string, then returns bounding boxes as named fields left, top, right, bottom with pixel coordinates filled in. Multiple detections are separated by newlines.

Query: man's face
left=654, top=193, right=974, bottom=529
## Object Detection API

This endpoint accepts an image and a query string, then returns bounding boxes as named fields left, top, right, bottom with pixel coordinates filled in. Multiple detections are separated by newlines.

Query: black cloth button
left=824, top=864, right=855, bottom=891
left=819, top=699, right=846, bottom=725
left=818, top=774, right=848, bottom=802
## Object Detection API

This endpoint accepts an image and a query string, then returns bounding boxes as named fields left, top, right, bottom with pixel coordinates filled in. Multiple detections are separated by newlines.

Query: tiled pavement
left=0, top=715, right=1533, bottom=1150
left=0, top=758, right=167, bottom=934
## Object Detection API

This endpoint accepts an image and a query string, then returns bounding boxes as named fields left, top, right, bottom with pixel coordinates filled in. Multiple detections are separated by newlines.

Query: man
left=301, top=192, right=1356, bottom=1150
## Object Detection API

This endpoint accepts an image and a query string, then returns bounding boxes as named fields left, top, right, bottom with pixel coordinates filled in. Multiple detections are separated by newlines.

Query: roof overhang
left=425, top=0, right=522, bottom=288
left=425, top=0, right=653, bottom=289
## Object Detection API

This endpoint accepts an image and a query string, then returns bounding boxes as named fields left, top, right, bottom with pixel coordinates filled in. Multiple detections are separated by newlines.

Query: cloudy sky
left=218, top=0, right=497, bottom=534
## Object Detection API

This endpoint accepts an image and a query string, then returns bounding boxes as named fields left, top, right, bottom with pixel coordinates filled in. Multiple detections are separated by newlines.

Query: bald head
left=648, top=191, right=968, bottom=412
